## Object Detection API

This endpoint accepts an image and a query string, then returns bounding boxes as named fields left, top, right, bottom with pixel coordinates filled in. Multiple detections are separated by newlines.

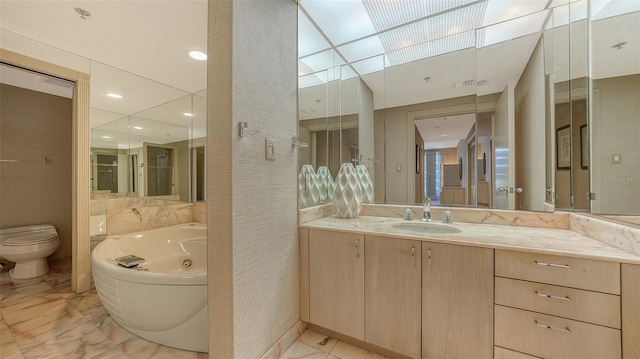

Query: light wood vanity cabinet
left=622, top=264, right=640, bottom=359
left=308, top=229, right=365, bottom=340
left=494, top=250, right=622, bottom=359
left=301, top=227, right=637, bottom=359
left=422, top=242, right=494, bottom=359
left=365, top=235, right=422, bottom=359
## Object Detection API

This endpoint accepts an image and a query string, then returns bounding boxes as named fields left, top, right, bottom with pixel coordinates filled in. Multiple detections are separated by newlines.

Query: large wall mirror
left=297, top=0, right=640, bottom=225
left=90, top=62, right=207, bottom=203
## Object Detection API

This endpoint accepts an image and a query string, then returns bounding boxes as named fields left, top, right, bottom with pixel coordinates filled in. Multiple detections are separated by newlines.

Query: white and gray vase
left=316, top=166, right=335, bottom=203
left=298, top=164, right=319, bottom=208
left=333, top=163, right=363, bottom=218
left=355, top=164, right=374, bottom=203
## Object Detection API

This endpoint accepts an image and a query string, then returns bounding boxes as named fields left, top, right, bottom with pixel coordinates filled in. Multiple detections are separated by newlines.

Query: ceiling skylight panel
left=337, top=35, right=385, bottom=63
left=384, top=31, right=476, bottom=67
left=592, top=0, right=640, bottom=20
left=299, top=71, right=328, bottom=89
left=481, top=10, right=549, bottom=47
left=351, top=55, right=385, bottom=76
left=298, top=9, right=331, bottom=57
left=482, top=0, right=548, bottom=27
left=340, top=66, right=359, bottom=80
left=299, top=48, right=345, bottom=73
left=362, top=0, right=478, bottom=32
left=377, top=2, right=487, bottom=53
left=300, top=0, right=377, bottom=45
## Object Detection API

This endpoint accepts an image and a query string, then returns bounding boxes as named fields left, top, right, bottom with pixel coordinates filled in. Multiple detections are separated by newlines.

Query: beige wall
left=0, top=84, right=72, bottom=260
left=207, top=1, right=298, bottom=358
left=514, top=37, right=546, bottom=212
left=592, top=74, right=640, bottom=215
left=554, top=99, right=588, bottom=210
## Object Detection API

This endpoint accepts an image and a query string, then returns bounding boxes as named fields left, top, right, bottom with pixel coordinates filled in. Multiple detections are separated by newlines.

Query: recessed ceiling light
left=106, top=93, right=122, bottom=99
left=102, top=135, right=111, bottom=139
left=183, top=112, right=194, bottom=117
left=189, top=51, right=207, bottom=61
left=133, top=126, right=143, bottom=130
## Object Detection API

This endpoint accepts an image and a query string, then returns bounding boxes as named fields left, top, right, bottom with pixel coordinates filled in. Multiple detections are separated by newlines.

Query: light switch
left=611, top=154, right=621, bottom=164
left=396, top=165, right=401, bottom=172
left=266, top=139, right=275, bottom=161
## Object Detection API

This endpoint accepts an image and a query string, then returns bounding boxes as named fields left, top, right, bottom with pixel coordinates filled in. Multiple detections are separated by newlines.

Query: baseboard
left=261, top=320, right=306, bottom=359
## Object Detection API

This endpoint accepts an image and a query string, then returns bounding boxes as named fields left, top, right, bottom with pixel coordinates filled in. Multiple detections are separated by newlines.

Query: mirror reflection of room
left=297, top=0, right=640, bottom=222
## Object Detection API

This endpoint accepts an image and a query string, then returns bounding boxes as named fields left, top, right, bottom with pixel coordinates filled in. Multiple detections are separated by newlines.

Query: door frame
left=1, top=49, right=91, bottom=293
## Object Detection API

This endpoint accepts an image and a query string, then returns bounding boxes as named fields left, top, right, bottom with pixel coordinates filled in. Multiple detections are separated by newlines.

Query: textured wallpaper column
left=207, top=1, right=298, bottom=358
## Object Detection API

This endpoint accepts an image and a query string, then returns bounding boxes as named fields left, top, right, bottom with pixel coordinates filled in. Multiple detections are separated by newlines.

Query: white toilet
left=0, top=224, right=60, bottom=279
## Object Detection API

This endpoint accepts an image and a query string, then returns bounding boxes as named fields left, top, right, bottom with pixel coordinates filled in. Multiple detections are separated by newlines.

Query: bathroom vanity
left=298, top=214, right=640, bottom=359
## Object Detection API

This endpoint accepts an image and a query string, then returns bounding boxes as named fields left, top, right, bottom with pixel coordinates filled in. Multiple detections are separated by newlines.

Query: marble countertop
left=300, top=215, right=640, bottom=264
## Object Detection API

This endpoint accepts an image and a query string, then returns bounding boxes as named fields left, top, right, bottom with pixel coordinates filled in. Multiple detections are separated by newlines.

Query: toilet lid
left=4, top=233, right=58, bottom=246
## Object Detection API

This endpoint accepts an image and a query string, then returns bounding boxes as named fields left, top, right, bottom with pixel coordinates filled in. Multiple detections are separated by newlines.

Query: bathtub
left=91, top=223, right=207, bottom=352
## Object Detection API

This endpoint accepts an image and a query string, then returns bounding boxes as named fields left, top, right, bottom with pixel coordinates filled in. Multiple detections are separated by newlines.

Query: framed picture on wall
left=580, top=124, right=589, bottom=169
left=556, top=125, right=571, bottom=170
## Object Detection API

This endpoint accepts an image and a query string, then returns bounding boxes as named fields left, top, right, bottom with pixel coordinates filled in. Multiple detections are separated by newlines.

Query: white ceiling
left=416, top=113, right=477, bottom=150
left=0, top=0, right=207, bottom=94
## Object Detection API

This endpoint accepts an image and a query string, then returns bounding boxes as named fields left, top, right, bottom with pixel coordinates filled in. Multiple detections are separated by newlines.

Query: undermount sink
left=391, top=222, right=462, bottom=234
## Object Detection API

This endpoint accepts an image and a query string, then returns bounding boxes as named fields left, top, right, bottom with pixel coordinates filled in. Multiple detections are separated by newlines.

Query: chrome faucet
left=423, top=197, right=431, bottom=222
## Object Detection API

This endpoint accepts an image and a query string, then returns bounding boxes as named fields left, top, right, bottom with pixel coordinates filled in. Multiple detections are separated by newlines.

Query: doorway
left=96, top=154, right=118, bottom=193
left=146, top=146, right=174, bottom=196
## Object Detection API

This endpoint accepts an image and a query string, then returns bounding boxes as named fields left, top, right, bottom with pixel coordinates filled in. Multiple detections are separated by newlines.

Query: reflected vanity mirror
left=296, top=0, right=640, bottom=224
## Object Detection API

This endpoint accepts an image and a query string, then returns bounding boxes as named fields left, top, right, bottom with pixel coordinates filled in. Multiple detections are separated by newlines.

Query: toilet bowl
left=0, top=224, right=60, bottom=279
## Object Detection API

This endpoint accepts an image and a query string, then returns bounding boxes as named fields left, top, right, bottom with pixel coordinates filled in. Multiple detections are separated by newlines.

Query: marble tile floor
left=279, top=329, right=389, bottom=359
left=1, top=260, right=385, bottom=359
left=0, top=260, right=208, bottom=359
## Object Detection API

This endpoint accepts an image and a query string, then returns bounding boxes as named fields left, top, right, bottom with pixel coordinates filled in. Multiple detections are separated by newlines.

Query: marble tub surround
left=571, top=213, right=640, bottom=257
left=106, top=202, right=206, bottom=236
left=90, top=197, right=180, bottom=216
left=301, top=215, right=640, bottom=264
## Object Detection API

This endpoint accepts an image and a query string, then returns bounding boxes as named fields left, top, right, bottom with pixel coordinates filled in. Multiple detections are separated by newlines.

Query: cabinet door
left=422, top=242, right=494, bottom=359
left=365, top=235, right=421, bottom=359
left=309, top=229, right=364, bottom=340
left=622, top=264, right=640, bottom=359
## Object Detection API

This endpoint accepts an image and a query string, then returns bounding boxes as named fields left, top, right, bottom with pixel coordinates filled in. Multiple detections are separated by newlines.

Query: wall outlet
left=265, top=139, right=275, bottom=161
left=611, top=154, right=622, bottom=164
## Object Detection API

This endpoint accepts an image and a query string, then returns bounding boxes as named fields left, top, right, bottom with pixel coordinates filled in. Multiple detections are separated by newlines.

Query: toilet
left=0, top=224, right=60, bottom=279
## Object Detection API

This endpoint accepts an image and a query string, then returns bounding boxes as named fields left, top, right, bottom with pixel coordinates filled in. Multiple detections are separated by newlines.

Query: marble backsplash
left=299, top=204, right=640, bottom=258
left=300, top=204, right=570, bottom=229
left=91, top=197, right=180, bottom=216
left=106, top=202, right=206, bottom=235
left=570, top=213, right=640, bottom=257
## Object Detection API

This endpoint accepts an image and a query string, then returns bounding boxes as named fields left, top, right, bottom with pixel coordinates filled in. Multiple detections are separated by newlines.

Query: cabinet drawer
left=495, top=250, right=620, bottom=294
left=495, top=277, right=620, bottom=328
left=495, top=305, right=621, bottom=359
left=495, top=346, right=540, bottom=359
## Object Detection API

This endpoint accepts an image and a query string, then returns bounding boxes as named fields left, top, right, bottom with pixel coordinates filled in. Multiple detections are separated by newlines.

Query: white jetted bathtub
left=91, top=222, right=207, bottom=352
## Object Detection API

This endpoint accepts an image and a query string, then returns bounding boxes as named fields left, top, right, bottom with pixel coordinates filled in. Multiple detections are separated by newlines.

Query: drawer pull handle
left=535, top=320, right=571, bottom=333
left=535, top=290, right=571, bottom=301
left=535, top=260, right=570, bottom=269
